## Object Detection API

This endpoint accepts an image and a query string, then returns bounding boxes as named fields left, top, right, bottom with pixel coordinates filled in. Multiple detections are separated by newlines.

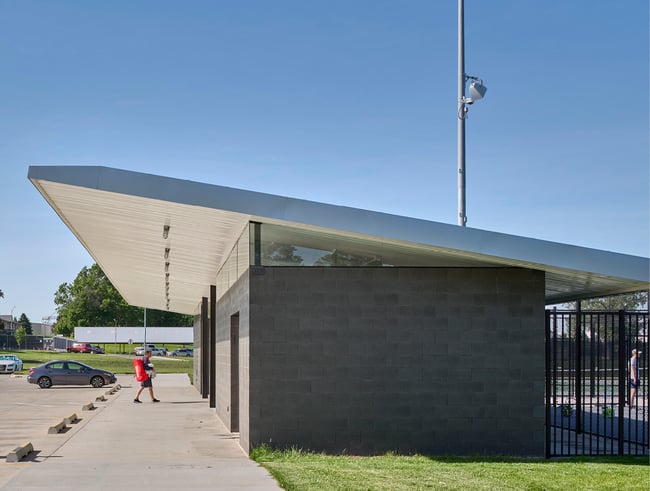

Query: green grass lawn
left=251, top=446, right=649, bottom=491
left=1, top=349, right=193, bottom=381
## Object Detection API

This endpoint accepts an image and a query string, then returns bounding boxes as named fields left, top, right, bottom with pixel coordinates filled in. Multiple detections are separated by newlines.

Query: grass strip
left=251, top=445, right=649, bottom=491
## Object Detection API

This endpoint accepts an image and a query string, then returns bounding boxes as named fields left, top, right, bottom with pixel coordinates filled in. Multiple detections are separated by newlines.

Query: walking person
left=134, top=350, right=160, bottom=403
left=629, top=349, right=641, bottom=408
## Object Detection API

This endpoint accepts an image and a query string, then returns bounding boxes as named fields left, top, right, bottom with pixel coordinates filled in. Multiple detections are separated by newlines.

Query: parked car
left=67, top=342, right=93, bottom=353
left=0, top=354, right=24, bottom=373
left=89, top=345, right=105, bottom=354
left=134, top=344, right=167, bottom=356
left=135, top=344, right=157, bottom=353
left=170, top=348, right=193, bottom=357
left=27, top=360, right=117, bottom=389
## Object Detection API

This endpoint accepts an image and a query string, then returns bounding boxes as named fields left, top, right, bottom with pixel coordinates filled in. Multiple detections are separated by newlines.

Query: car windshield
left=0, top=355, right=16, bottom=360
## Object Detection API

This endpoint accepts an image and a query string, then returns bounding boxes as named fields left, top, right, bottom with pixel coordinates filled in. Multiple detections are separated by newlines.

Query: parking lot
left=0, top=373, right=280, bottom=491
left=1, top=373, right=123, bottom=455
left=0, top=373, right=127, bottom=488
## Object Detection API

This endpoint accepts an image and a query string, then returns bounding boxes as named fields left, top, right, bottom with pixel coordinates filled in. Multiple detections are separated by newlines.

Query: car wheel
left=91, top=376, right=105, bottom=388
left=38, top=376, right=52, bottom=389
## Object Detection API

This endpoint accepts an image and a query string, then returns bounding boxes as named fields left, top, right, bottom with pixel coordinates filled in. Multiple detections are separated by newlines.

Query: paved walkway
left=1, top=374, right=281, bottom=490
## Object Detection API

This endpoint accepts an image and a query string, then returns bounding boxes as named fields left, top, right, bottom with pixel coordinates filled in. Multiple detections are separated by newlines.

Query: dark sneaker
left=152, top=399, right=160, bottom=403
left=133, top=399, right=142, bottom=404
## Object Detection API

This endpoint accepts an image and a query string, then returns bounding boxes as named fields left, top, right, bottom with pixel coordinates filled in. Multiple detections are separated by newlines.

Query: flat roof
left=29, top=165, right=649, bottom=314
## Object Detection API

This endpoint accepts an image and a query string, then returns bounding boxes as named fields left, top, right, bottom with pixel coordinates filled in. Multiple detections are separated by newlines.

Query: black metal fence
left=0, top=334, right=50, bottom=350
left=546, top=309, right=648, bottom=457
left=0, top=334, right=73, bottom=351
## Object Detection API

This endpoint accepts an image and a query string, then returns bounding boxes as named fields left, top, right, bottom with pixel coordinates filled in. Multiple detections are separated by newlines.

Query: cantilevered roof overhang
left=28, top=165, right=649, bottom=315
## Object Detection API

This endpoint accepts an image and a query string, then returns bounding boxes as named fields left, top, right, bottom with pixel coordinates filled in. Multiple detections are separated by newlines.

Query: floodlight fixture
left=465, top=77, right=487, bottom=105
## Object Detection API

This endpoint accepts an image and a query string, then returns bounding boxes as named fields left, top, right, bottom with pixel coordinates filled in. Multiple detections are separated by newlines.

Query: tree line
left=560, top=292, right=647, bottom=311
left=52, top=264, right=193, bottom=336
left=1, top=264, right=192, bottom=339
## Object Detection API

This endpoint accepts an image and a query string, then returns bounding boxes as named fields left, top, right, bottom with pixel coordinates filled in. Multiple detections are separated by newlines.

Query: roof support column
left=209, top=284, right=217, bottom=409
left=200, top=296, right=209, bottom=399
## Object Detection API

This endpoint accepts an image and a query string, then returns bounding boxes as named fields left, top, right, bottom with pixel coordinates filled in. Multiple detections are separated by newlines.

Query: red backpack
left=133, top=358, right=149, bottom=382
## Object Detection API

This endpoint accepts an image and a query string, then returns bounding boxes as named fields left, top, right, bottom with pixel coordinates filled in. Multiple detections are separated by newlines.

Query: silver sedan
left=27, top=360, right=117, bottom=389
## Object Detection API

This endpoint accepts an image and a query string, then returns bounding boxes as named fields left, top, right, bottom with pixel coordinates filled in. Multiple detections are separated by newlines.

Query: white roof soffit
left=28, top=165, right=649, bottom=314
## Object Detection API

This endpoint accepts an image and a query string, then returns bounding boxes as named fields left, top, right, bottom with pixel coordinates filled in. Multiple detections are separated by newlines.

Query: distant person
left=134, top=350, right=160, bottom=403
left=629, top=349, right=641, bottom=408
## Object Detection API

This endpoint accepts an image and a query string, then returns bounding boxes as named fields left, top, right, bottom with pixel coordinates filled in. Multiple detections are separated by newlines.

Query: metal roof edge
left=27, top=165, right=650, bottom=284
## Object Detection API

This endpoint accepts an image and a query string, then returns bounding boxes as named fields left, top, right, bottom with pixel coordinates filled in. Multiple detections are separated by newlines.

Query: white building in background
left=73, top=326, right=193, bottom=344
left=0, top=316, right=52, bottom=336
left=0, top=315, right=17, bottom=332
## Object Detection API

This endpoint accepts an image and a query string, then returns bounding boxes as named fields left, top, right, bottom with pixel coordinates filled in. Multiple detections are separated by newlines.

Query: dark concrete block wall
left=246, top=266, right=546, bottom=456
left=214, top=272, right=250, bottom=448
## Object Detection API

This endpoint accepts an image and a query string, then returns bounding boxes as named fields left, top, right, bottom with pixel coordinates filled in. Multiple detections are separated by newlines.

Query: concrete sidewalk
left=1, top=374, right=281, bottom=490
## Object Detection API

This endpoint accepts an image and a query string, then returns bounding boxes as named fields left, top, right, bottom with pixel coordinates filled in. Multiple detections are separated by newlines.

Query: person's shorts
left=141, top=378, right=153, bottom=388
left=630, top=380, right=638, bottom=389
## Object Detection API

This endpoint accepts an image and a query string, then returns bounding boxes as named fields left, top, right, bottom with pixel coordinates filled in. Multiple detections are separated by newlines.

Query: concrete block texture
left=214, top=271, right=251, bottom=450
left=242, top=267, right=545, bottom=456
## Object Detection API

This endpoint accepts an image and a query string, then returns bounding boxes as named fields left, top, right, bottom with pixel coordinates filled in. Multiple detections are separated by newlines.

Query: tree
left=315, top=249, right=382, bottom=266
left=18, top=313, right=32, bottom=335
left=14, top=326, right=26, bottom=349
left=0, top=288, right=4, bottom=298
left=557, top=291, right=649, bottom=341
left=53, top=263, right=193, bottom=336
left=262, top=242, right=303, bottom=265
left=563, top=291, right=648, bottom=311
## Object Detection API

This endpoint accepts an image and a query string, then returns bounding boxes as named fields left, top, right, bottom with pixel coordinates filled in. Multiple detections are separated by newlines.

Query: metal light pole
left=458, top=0, right=467, bottom=227
left=457, top=0, right=486, bottom=227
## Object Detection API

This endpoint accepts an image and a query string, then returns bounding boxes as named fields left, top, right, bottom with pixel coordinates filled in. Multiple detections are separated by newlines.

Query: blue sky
left=1, top=0, right=648, bottom=324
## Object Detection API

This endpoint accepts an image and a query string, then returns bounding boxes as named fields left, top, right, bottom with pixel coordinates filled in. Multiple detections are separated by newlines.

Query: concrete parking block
left=47, top=420, right=66, bottom=434
left=6, top=442, right=33, bottom=463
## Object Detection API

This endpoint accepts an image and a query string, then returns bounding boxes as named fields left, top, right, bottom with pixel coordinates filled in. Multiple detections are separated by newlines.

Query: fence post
left=617, top=310, right=625, bottom=456
left=545, top=309, right=551, bottom=458
left=575, top=302, right=582, bottom=434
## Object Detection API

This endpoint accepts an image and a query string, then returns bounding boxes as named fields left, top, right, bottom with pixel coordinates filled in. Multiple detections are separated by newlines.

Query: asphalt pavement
left=0, top=373, right=281, bottom=490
